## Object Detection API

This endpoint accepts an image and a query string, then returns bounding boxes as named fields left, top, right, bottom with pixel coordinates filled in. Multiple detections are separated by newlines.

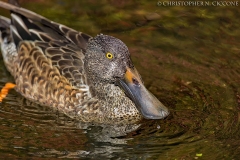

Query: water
left=0, top=0, right=239, bottom=159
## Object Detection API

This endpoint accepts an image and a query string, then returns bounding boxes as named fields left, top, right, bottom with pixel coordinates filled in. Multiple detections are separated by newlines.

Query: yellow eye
left=106, top=52, right=113, bottom=59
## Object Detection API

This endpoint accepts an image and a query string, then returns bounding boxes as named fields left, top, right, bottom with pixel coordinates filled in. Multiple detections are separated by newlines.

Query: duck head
left=84, top=34, right=169, bottom=119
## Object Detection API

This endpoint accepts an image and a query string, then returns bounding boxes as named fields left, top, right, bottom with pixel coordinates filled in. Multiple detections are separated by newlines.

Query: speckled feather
left=0, top=2, right=142, bottom=124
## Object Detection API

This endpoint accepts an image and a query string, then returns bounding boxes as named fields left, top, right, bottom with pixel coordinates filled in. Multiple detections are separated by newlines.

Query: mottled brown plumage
left=0, top=1, right=169, bottom=124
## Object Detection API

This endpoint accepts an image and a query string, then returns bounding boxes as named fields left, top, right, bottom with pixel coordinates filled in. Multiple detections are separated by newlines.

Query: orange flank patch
left=0, top=83, right=16, bottom=102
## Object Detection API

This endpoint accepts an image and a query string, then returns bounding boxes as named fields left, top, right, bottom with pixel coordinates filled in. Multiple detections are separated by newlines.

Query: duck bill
left=117, top=67, right=169, bottom=119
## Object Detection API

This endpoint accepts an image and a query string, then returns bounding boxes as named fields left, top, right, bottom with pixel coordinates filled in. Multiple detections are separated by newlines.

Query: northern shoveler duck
left=0, top=1, right=169, bottom=124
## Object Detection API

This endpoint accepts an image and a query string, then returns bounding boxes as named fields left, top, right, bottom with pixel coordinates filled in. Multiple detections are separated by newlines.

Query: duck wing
left=0, top=1, right=91, bottom=49
left=0, top=1, right=91, bottom=87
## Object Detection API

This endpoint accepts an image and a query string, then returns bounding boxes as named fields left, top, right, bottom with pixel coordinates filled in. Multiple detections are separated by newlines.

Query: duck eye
left=106, top=52, right=113, bottom=59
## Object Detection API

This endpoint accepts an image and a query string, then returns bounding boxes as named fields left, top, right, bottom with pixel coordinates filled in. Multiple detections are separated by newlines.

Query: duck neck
left=87, top=77, right=142, bottom=123
left=90, top=79, right=126, bottom=102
